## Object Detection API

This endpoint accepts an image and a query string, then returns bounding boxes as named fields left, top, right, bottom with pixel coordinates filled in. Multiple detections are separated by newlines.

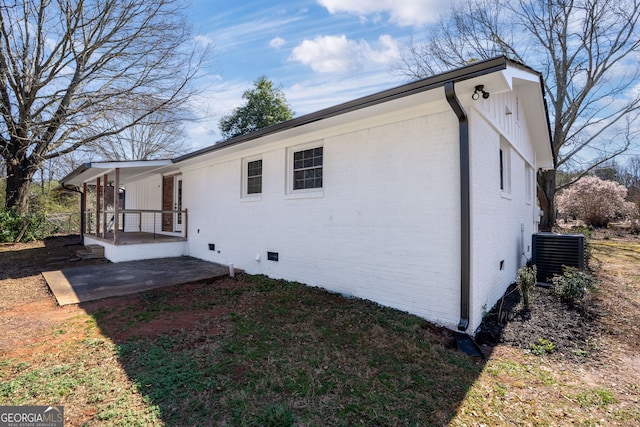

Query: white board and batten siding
left=123, top=175, right=163, bottom=233
left=467, top=88, right=541, bottom=331
left=184, top=102, right=466, bottom=330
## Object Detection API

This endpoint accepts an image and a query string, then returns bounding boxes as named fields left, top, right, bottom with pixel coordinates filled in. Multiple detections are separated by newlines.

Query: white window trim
left=241, top=155, right=262, bottom=201
left=500, top=139, right=512, bottom=197
left=285, top=141, right=324, bottom=198
left=525, top=164, right=534, bottom=205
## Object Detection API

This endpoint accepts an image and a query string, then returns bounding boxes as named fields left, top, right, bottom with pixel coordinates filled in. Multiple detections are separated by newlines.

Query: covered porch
left=61, top=160, right=188, bottom=262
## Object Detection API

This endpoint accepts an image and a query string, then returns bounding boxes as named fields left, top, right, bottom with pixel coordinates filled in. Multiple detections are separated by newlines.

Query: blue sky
left=183, top=0, right=452, bottom=148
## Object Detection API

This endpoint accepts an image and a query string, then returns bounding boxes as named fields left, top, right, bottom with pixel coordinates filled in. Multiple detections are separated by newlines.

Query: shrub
left=530, top=338, right=555, bottom=356
left=516, top=264, right=537, bottom=310
left=0, top=209, right=49, bottom=243
left=555, top=176, right=637, bottom=227
left=551, top=266, right=595, bottom=304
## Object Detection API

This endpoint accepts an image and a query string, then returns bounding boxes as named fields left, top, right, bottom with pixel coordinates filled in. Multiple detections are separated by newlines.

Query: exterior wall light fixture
left=472, top=85, right=490, bottom=100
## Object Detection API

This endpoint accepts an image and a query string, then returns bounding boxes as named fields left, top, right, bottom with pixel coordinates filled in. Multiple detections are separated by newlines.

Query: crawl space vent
left=532, top=233, right=585, bottom=284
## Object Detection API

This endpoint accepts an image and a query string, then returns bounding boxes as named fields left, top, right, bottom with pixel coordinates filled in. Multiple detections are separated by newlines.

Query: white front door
left=173, top=176, right=183, bottom=232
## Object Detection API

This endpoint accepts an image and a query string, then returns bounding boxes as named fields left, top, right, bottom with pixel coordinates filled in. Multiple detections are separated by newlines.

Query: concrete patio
left=43, top=257, right=231, bottom=305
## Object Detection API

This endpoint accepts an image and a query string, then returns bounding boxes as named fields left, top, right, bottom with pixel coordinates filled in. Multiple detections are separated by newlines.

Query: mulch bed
left=475, top=283, right=601, bottom=360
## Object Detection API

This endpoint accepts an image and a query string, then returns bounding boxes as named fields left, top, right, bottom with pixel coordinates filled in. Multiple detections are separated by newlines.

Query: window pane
left=247, top=160, right=262, bottom=177
left=499, top=149, right=504, bottom=190
left=247, top=176, right=262, bottom=194
left=292, top=146, right=323, bottom=190
left=246, top=159, right=262, bottom=194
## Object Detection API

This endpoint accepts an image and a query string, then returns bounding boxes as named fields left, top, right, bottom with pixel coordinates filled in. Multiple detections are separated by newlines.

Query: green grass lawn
left=1, top=237, right=639, bottom=426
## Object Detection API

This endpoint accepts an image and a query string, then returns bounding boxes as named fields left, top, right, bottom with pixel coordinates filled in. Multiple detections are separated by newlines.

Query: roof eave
left=174, top=56, right=511, bottom=163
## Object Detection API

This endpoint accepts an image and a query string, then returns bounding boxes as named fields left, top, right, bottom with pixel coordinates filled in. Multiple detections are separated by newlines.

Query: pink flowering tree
left=556, top=176, right=638, bottom=227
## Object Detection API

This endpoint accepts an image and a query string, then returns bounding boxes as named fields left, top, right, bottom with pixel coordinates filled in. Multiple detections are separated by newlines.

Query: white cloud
left=286, top=71, right=403, bottom=114
left=317, top=0, right=450, bottom=27
left=290, top=34, right=399, bottom=74
left=202, top=13, right=303, bottom=53
left=269, top=37, right=286, bottom=48
left=194, top=34, right=214, bottom=47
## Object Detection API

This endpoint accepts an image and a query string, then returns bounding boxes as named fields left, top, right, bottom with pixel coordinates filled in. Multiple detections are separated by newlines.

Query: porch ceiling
left=61, top=160, right=179, bottom=187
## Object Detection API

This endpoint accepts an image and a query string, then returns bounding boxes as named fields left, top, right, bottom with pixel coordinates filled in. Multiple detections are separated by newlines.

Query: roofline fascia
left=174, top=56, right=511, bottom=163
left=60, top=163, right=91, bottom=187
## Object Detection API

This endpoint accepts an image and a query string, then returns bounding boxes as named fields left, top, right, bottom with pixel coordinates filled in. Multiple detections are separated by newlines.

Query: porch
left=82, top=207, right=189, bottom=262
left=59, top=160, right=189, bottom=262
left=84, top=209, right=188, bottom=245
left=85, top=231, right=186, bottom=245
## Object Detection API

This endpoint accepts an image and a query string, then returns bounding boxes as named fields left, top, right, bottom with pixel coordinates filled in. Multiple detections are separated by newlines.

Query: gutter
left=174, top=56, right=510, bottom=164
left=444, top=82, right=471, bottom=332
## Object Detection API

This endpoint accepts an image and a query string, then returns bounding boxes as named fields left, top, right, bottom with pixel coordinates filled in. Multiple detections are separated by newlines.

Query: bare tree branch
left=0, top=0, right=211, bottom=212
left=393, top=0, right=640, bottom=226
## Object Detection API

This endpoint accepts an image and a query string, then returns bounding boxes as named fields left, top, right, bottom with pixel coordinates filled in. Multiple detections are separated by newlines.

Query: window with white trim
left=242, top=156, right=262, bottom=198
left=499, top=138, right=511, bottom=194
left=525, top=164, right=533, bottom=204
left=291, top=145, right=323, bottom=191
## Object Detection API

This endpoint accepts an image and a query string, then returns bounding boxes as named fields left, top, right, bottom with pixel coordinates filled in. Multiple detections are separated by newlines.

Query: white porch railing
left=84, top=209, right=188, bottom=244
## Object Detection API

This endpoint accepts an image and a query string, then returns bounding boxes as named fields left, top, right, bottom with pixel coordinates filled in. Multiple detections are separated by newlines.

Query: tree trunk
left=5, top=162, right=36, bottom=214
left=537, top=169, right=556, bottom=231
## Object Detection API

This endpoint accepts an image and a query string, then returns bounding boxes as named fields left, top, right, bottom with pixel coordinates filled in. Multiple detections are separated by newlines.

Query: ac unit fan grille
left=532, top=233, right=585, bottom=284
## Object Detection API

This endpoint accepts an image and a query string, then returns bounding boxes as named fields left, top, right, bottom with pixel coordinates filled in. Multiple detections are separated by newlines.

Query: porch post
left=82, top=182, right=87, bottom=235
left=96, top=177, right=101, bottom=237
left=113, top=168, right=120, bottom=244
left=184, top=208, right=188, bottom=239
left=102, top=173, right=108, bottom=238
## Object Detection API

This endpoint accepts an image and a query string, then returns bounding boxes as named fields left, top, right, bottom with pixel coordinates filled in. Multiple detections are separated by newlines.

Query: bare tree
left=0, top=0, right=210, bottom=213
left=395, top=0, right=640, bottom=227
left=87, top=102, right=187, bottom=161
left=617, top=156, right=640, bottom=208
left=51, top=149, right=89, bottom=181
left=619, top=156, right=640, bottom=188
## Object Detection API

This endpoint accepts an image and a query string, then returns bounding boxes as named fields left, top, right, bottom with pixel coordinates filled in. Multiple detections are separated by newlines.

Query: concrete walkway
left=43, top=257, right=230, bottom=305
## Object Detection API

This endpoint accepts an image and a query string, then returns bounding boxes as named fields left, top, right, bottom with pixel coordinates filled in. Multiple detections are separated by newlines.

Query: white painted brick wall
left=468, top=103, right=538, bottom=332
left=183, top=107, right=464, bottom=330
left=121, top=86, right=544, bottom=333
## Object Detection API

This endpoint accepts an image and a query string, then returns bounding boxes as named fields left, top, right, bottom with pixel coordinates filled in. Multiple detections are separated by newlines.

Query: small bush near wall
left=516, top=264, right=537, bottom=310
left=551, top=266, right=596, bottom=305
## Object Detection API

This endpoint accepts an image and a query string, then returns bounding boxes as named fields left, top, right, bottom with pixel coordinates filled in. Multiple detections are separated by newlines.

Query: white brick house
left=62, top=57, right=553, bottom=334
